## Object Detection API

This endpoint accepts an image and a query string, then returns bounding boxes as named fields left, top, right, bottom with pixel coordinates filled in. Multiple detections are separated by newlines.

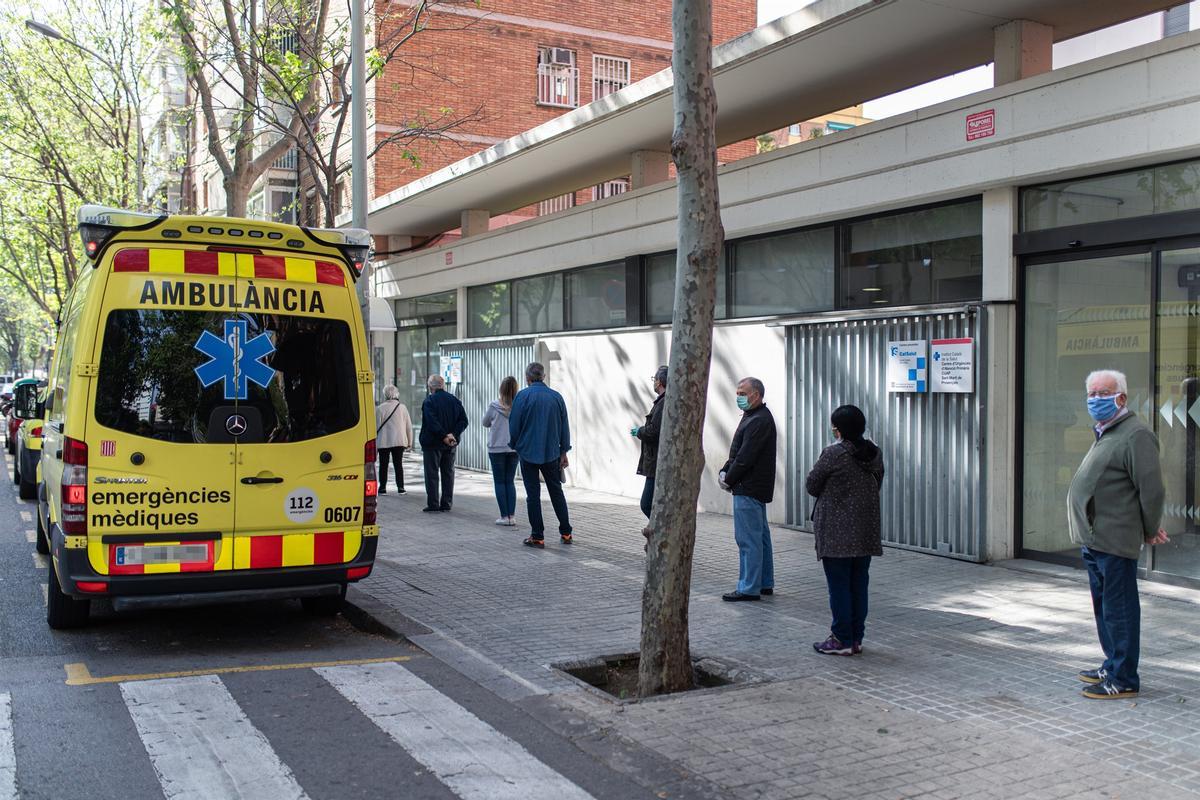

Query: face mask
left=1087, top=394, right=1119, bottom=422
left=737, top=395, right=751, bottom=411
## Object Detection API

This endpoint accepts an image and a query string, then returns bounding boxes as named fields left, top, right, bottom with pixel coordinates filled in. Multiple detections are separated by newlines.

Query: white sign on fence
left=886, top=340, right=927, bottom=392
left=930, top=338, right=974, bottom=393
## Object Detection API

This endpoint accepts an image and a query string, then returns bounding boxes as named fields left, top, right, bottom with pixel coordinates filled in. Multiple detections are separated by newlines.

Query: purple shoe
left=852, top=640, right=863, bottom=655
left=813, top=635, right=853, bottom=656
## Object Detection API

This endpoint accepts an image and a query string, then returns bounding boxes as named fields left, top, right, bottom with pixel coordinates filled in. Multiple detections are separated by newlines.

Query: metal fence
left=786, top=306, right=986, bottom=561
left=439, top=337, right=536, bottom=472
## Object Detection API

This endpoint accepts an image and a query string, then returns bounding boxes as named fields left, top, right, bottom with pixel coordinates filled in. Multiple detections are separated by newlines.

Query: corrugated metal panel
left=787, top=307, right=986, bottom=560
left=439, top=338, right=536, bottom=471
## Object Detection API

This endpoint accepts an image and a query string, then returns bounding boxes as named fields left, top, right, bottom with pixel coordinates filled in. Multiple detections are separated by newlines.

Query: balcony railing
left=273, top=148, right=298, bottom=171
left=537, top=63, right=579, bottom=108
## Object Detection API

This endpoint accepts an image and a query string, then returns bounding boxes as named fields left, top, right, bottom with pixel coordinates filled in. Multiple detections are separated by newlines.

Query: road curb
left=343, top=586, right=433, bottom=641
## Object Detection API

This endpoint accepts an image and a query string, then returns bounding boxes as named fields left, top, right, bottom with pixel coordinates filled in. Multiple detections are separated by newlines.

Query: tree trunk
left=637, top=0, right=724, bottom=698
left=224, top=173, right=250, bottom=219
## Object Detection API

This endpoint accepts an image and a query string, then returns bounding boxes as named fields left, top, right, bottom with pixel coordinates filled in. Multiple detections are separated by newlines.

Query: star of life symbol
left=194, top=319, right=276, bottom=401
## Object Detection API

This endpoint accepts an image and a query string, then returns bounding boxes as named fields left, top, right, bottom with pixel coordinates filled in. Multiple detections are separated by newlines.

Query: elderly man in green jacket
left=1067, top=369, right=1168, bottom=699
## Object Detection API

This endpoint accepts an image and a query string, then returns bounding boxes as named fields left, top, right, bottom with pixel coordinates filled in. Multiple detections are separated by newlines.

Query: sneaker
left=560, top=533, right=573, bottom=544
left=852, top=641, right=863, bottom=655
left=1078, top=667, right=1108, bottom=685
left=507, top=517, right=517, bottom=526
left=495, top=517, right=509, bottom=525
left=1082, top=679, right=1138, bottom=699
left=523, top=537, right=545, bottom=549
left=812, top=635, right=853, bottom=656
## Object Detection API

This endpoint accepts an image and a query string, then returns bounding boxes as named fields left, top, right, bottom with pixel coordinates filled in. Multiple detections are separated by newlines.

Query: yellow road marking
left=63, top=655, right=413, bottom=686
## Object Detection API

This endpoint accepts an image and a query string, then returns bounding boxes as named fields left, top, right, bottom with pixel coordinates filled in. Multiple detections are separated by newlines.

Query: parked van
left=39, top=206, right=379, bottom=628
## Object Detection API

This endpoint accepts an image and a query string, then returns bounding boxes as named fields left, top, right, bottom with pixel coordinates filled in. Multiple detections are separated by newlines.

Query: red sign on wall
left=966, top=109, right=995, bottom=141
left=445, top=251, right=453, bottom=266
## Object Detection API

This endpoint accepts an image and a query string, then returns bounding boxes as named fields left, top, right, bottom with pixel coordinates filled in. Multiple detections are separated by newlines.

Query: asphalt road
left=0, top=449, right=656, bottom=800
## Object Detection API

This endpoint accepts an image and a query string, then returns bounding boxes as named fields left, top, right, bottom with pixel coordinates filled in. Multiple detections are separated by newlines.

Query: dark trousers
left=423, top=447, right=456, bottom=510
left=378, top=446, right=405, bottom=492
left=488, top=452, right=519, bottom=517
left=822, top=555, right=872, bottom=645
left=640, top=477, right=655, bottom=518
left=1082, top=546, right=1141, bottom=690
left=520, top=458, right=572, bottom=538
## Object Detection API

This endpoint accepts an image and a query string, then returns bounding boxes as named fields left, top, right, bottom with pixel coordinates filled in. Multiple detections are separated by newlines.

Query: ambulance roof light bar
left=304, top=226, right=372, bottom=281
left=77, top=205, right=165, bottom=263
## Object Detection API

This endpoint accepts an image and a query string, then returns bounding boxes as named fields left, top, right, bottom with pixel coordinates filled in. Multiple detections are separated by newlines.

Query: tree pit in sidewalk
left=555, top=652, right=759, bottom=702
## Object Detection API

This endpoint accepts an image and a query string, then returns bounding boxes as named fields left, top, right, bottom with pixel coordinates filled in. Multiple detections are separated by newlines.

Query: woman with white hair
left=376, top=385, right=413, bottom=494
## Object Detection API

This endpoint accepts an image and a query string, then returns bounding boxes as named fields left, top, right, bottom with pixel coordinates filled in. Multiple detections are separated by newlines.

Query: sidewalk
left=361, top=458, right=1200, bottom=799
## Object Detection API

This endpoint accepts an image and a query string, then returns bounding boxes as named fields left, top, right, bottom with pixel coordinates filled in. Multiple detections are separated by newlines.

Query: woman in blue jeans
left=805, top=405, right=885, bottom=655
left=482, top=377, right=520, bottom=526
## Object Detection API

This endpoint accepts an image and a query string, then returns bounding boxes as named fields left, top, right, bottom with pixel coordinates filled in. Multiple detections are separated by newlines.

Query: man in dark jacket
left=719, top=377, right=777, bottom=601
left=508, top=362, right=573, bottom=547
left=632, top=365, right=668, bottom=518
left=419, top=374, right=468, bottom=512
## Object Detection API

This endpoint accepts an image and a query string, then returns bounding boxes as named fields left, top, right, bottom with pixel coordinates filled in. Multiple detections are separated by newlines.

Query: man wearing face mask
left=718, top=377, right=777, bottom=601
left=1067, top=369, right=1167, bottom=699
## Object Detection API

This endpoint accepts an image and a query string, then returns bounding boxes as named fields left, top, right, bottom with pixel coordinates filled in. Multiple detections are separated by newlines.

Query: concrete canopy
left=368, top=0, right=1179, bottom=238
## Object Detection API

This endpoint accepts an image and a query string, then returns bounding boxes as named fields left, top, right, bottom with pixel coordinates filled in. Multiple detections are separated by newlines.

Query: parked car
left=5, top=378, right=36, bottom=454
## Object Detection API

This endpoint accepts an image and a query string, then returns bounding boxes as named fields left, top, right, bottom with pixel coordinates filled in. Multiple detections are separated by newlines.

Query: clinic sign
left=930, top=338, right=974, bottom=393
left=887, top=340, right=927, bottom=392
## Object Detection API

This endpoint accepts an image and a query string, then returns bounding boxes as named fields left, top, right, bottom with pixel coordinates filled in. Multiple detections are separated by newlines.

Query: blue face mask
left=737, top=395, right=751, bottom=411
left=1087, top=394, right=1120, bottom=422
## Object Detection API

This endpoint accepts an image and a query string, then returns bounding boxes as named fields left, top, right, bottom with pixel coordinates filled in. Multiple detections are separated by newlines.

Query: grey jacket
left=806, top=440, right=885, bottom=559
left=1067, top=412, right=1164, bottom=560
left=481, top=400, right=515, bottom=454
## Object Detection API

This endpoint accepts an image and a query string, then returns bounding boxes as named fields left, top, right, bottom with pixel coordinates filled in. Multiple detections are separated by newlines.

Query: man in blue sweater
left=508, top=362, right=572, bottom=548
left=419, top=374, right=468, bottom=512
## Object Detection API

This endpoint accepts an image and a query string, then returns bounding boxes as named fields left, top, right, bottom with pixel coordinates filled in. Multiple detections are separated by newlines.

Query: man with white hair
left=1067, top=369, right=1168, bottom=699
left=419, top=374, right=468, bottom=512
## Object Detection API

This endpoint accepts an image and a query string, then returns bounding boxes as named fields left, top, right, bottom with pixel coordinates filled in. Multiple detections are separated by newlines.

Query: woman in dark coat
left=805, top=405, right=884, bottom=656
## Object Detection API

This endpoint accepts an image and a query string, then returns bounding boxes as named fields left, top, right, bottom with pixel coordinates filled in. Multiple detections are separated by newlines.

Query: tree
left=638, top=0, right=725, bottom=697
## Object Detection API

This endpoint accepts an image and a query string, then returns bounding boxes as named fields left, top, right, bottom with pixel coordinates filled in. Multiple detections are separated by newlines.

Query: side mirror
left=13, top=384, right=38, bottom=420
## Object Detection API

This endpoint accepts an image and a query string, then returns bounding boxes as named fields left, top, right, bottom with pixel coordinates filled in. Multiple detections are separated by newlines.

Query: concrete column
left=456, top=286, right=468, bottom=339
left=460, top=209, right=489, bottom=238
left=387, top=234, right=413, bottom=253
left=993, top=19, right=1052, bottom=85
left=982, top=187, right=1018, bottom=302
left=630, top=150, right=671, bottom=189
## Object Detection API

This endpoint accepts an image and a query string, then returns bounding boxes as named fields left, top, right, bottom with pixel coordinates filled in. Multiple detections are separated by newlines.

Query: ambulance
left=39, top=206, right=379, bottom=629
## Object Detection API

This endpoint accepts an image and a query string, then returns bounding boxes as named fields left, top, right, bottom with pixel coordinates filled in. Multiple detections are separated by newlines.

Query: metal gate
left=440, top=337, right=536, bottom=471
left=786, top=306, right=986, bottom=560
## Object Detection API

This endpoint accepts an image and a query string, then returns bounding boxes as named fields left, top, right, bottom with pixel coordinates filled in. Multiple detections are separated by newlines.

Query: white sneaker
left=506, top=517, right=517, bottom=526
left=495, top=517, right=509, bottom=525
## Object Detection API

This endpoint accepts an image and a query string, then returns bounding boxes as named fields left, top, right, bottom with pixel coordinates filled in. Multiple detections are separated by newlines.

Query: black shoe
left=722, top=591, right=760, bottom=602
left=523, top=537, right=545, bottom=549
left=397, top=488, right=406, bottom=494
left=760, top=588, right=774, bottom=596
left=439, top=506, right=451, bottom=512
left=1082, top=679, right=1138, bottom=699
left=379, top=488, right=388, bottom=494
left=1078, top=667, right=1107, bottom=685
left=422, top=506, right=440, bottom=513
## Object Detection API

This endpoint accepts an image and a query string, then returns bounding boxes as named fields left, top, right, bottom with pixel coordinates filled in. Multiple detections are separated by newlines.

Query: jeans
left=821, top=555, right=871, bottom=645
left=378, top=446, right=405, bottom=492
left=488, top=452, right=519, bottom=517
left=520, top=458, right=572, bottom=538
left=1082, top=546, right=1141, bottom=690
left=732, top=495, right=774, bottom=595
left=422, top=447, right=456, bottom=510
left=640, top=477, right=655, bottom=518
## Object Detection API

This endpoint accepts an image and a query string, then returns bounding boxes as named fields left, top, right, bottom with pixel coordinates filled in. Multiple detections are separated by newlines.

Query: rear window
left=95, top=310, right=360, bottom=443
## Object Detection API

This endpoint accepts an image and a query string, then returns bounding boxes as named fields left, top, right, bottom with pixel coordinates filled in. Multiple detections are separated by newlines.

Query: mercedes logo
left=225, top=414, right=248, bottom=436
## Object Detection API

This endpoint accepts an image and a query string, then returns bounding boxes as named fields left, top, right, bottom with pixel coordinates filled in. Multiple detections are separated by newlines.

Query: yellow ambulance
left=39, top=206, right=379, bottom=628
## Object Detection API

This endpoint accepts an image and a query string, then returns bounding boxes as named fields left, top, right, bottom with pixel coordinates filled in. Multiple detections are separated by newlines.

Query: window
left=95, top=310, right=360, bottom=443
left=514, top=274, right=563, bottom=333
left=272, top=189, right=296, bottom=224
left=732, top=227, right=834, bottom=316
left=592, top=178, right=629, bottom=203
left=840, top=199, right=982, bottom=309
left=567, top=262, right=625, bottom=329
left=593, top=55, right=630, bottom=100
left=788, top=123, right=801, bottom=136
left=1022, top=158, right=1200, bottom=231
left=538, top=192, right=575, bottom=216
left=645, top=251, right=728, bottom=324
left=537, top=46, right=578, bottom=108
left=467, top=282, right=511, bottom=337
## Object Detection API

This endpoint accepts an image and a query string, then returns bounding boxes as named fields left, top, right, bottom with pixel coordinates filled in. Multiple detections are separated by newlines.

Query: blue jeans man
left=520, top=459, right=572, bottom=542
left=732, top=495, right=774, bottom=596
left=1081, top=546, right=1141, bottom=691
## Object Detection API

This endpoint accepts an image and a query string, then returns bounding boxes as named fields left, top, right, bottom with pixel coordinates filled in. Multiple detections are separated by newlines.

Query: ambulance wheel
left=18, top=470, right=35, bottom=500
left=35, top=507, right=48, bottom=555
left=46, top=561, right=90, bottom=630
left=301, top=586, right=346, bottom=615
left=11, top=455, right=17, bottom=484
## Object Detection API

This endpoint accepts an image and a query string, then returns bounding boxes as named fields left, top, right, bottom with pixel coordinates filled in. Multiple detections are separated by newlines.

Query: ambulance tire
left=10, top=454, right=17, bottom=484
left=17, top=470, right=35, bottom=500
left=35, top=506, right=48, bottom=555
left=46, top=560, right=90, bottom=629
left=301, top=585, right=346, bottom=616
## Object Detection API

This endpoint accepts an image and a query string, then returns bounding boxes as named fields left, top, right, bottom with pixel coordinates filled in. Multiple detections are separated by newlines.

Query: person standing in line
left=805, top=405, right=885, bottom=656
left=1068, top=369, right=1167, bottom=699
left=482, top=376, right=520, bottom=527
left=719, top=377, right=777, bottom=601
left=375, top=384, right=413, bottom=494
left=419, top=374, right=468, bottom=513
left=632, top=365, right=668, bottom=519
left=508, top=362, right=573, bottom=548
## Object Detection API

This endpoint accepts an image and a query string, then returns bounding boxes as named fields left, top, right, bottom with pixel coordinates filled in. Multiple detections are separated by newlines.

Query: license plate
left=114, top=544, right=209, bottom=566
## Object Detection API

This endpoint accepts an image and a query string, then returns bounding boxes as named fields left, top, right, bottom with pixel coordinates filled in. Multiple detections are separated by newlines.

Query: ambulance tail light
left=364, top=439, right=378, bottom=525
left=61, top=437, right=88, bottom=535
left=30, top=426, right=42, bottom=438
left=77, top=206, right=164, bottom=263
left=347, top=566, right=371, bottom=581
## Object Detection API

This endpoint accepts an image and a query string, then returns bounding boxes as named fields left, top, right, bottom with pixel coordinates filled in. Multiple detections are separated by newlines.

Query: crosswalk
left=3, top=662, right=597, bottom=800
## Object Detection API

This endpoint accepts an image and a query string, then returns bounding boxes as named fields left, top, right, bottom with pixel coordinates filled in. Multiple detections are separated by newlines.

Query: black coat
left=419, top=389, right=468, bottom=450
left=636, top=392, right=665, bottom=477
left=720, top=404, right=777, bottom=504
left=806, top=440, right=885, bottom=559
